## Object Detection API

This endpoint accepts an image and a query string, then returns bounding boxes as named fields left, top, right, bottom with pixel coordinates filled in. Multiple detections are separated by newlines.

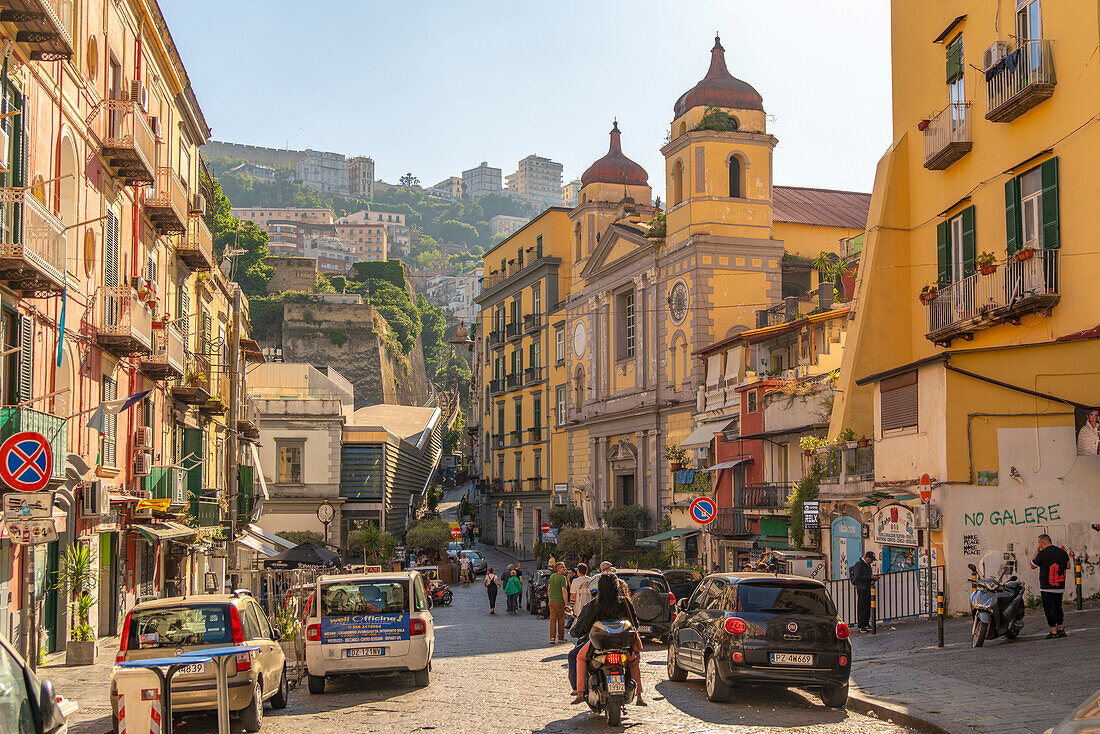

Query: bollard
left=937, top=592, right=945, bottom=648
left=870, top=585, right=877, bottom=635
left=1077, top=562, right=1084, bottom=611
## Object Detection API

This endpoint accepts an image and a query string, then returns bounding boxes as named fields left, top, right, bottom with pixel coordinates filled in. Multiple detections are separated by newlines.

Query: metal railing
left=755, top=286, right=837, bottom=328
left=737, top=483, right=791, bottom=510
left=188, top=495, right=219, bottom=526
left=986, top=39, right=1056, bottom=122
left=506, top=372, right=522, bottom=389
left=923, top=102, right=972, bottom=169
left=505, top=320, right=522, bottom=340
left=524, top=313, right=542, bottom=332
left=94, top=99, right=157, bottom=184
left=0, top=406, right=67, bottom=480
left=926, top=249, right=1059, bottom=340
left=0, top=188, right=66, bottom=291
left=100, top=286, right=153, bottom=352
left=146, top=167, right=189, bottom=234
left=524, top=366, right=543, bottom=385
left=487, top=330, right=504, bottom=347
left=826, top=566, right=945, bottom=625
left=178, top=213, right=214, bottom=271
left=712, top=507, right=750, bottom=535
left=146, top=323, right=185, bottom=376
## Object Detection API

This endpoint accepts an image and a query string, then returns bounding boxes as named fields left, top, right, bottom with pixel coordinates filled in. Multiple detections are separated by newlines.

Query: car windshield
left=736, top=582, right=835, bottom=616
left=590, top=574, right=667, bottom=593
left=128, top=605, right=233, bottom=649
left=319, top=581, right=409, bottom=616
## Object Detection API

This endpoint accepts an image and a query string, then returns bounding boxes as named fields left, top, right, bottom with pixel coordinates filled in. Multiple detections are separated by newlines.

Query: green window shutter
left=17, top=314, right=32, bottom=402
left=1040, top=157, right=1060, bottom=249
left=184, top=427, right=203, bottom=497
left=946, top=41, right=963, bottom=82
left=961, top=206, right=977, bottom=277
left=1004, top=177, right=1022, bottom=255
left=201, top=311, right=211, bottom=354
left=105, top=211, right=119, bottom=288
left=936, top=221, right=951, bottom=286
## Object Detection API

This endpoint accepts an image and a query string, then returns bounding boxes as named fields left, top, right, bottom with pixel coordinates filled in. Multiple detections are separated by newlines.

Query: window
left=728, top=156, right=741, bottom=198
left=102, top=376, right=117, bottom=467
left=880, top=371, right=918, bottom=433
left=533, top=450, right=542, bottom=478
left=529, top=341, right=540, bottom=370
left=615, top=290, right=635, bottom=360
left=574, top=366, right=585, bottom=410
left=277, top=442, right=303, bottom=483
left=672, top=159, right=684, bottom=206
left=514, top=452, right=522, bottom=485
left=935, top=205, right=975, bottom=284
left=533, top=393, right=542, bottom=434
left=497, top=402, right=505, bottom=437
left=556, top=385, right=566, bottom=426
left=1020, top=168, right=1042, bottom=249
left=1006, top=158, right=1058, bottom=254
left=532, top=285, right=541, bottom=315
left=514, top=400, right=522, bottom=435
left=946, top=36, right=966, bottom=133
left=555, top=326, right=565, bottom=364
left=745, top=388, right=758, bottom=414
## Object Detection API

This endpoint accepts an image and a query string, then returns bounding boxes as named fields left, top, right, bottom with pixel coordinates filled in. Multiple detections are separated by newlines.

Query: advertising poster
left=321, top=613, right=410, bottom=645
left=1075, top=406, right=1100, bottom=456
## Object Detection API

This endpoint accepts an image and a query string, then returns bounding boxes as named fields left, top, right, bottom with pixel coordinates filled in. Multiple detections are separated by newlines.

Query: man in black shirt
left=851, top=551, right=877, bottom=632
left=1030, top=534, right=1070, bottom=639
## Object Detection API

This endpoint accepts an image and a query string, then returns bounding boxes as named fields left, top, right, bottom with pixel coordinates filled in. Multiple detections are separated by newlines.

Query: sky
left=161, top=1, right=892, bottom=196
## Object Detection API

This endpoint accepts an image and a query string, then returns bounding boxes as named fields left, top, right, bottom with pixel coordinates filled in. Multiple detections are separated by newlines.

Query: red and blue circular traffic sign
left=689, top=496, right=717, bottom=525
left=0, top=431, right=53, bottom=493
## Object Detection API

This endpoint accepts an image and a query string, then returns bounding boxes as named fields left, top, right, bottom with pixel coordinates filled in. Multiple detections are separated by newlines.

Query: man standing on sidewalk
left=1031, top=534, right=1069, bottom=639
left=851, top=551, right=876, bottom=632
left=548, top=562, right=568, bottom=643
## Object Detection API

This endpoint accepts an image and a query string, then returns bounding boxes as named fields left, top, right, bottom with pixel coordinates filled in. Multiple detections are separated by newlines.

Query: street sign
left=6, top=519, right=57, bottom=545
left=450, top=526, right=461, bottom=539
left=0, top=431, right=53, bottom=492
left=3, top=491, right=53, bottom=520
left=543, top=528, right=558, bottom=544
left=919, top=473, right=932, bottom=503
left=689, top=497, right=717, bottom=525
left=541, top=522, right=550, bottom=534
left=803, top=500, right=820, bottom=529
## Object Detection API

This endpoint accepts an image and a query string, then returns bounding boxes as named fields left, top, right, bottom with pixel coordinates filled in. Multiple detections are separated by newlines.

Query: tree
left=602, top=505, right=652, bottom=531
left=347, top=523, right=398, bottom=567
left=418, top=294, right=446, bottom=374
left=204, top=173, right=274, bottom=296
left=548, top=505, right=584, bottom=528
left=400, top=173, right=420, bottom=188
left=405, top=519, right=452, bottom=562
left=276, top=530, right=324, bottom=546
left=557, top=528, right=620, bottom=565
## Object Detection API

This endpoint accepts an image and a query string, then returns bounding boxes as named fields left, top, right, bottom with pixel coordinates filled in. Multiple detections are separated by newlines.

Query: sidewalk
left=847, top=600, right=1100, bottom=733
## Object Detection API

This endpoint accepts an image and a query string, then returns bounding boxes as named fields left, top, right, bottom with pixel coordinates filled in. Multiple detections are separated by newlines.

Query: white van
left=304, top=571, right=434, bottom=693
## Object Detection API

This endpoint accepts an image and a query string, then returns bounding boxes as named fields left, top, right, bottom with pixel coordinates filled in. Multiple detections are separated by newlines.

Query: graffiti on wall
left=963, top=503, right=1061, bottom=527
left=963, top=534, right=982, bottom=556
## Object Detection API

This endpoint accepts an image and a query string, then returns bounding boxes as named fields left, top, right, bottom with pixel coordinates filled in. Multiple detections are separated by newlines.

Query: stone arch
left=574, top=364, right=585, bottom=409
left=670, top=330, right=688, bottom=391
left=574, top=221, right=583, bottom=262
left=676, top=121, right=687, bottom=139
left=727, top=152, right=748, bottom=199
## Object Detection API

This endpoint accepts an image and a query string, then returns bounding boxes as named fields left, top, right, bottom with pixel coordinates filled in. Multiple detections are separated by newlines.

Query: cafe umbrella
left=263, top=542, right=342, bottom=570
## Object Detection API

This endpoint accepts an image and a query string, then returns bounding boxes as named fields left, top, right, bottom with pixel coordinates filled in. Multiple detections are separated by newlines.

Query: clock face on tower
left=669, top=281, right=689, bottom=323
left=573, top=320, right=587, bottom=357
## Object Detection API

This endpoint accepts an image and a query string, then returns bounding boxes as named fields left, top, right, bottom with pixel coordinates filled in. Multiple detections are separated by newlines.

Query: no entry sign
left=0, top=432, right=52, bottom=492
left=541, top=522, right=550, bottom=534
left=450, top=526, right=462, bottom=539
left=689, top=497, right=717, bottom=525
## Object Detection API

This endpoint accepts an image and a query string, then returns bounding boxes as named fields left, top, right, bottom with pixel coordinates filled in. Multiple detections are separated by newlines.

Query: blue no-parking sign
left=0, top=432, right=52, bottom=492
left=689, top=497, right=717, bottom=525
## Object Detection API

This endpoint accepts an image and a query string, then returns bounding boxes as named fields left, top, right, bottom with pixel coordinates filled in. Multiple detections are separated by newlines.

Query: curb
left=848, top=689, right=967, bottom=734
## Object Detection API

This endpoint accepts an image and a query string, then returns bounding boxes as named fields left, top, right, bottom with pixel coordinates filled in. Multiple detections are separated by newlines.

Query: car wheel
left=240, top=679, right=263, bottom=732
left=704, top=655, right=730, bottom=702
left=270, top=664, right=289, bottom=710
left=308, top=673, right=326, bottom=694
left=820, top=684, right=849, bottom=708
left=414, top=664, right=430, bottom=687
left=667, top=642, right=688, bottom=682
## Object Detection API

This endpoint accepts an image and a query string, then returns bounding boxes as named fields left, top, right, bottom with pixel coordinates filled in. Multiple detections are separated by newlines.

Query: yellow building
left=830, top=0, right=1100, bottom=609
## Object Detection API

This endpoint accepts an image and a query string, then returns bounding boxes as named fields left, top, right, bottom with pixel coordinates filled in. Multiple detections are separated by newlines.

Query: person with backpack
left=1031, top=534, right=1070, bottom=638
left=850, top=551, right=876, bottom=632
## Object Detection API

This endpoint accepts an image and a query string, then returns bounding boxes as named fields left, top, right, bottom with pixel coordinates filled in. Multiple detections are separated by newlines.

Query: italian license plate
left=770, top=653, right=813, bottom=666
left=347, top=647, right=385, bottom=658
left=178, top=663, right=206, bottom=675
left=638, top=625, right=652, bottom=633
left=607, top=674, right=625, bottom=695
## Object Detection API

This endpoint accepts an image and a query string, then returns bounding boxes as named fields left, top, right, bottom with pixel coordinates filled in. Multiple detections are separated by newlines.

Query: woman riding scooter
left=569, top=573, right=645, bottom=706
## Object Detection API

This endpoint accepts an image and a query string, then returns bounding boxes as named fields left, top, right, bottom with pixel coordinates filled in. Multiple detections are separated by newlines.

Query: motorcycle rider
left=1030, top=534, right=1069, bottom=639
left=569, top=572, right=644, bottom=706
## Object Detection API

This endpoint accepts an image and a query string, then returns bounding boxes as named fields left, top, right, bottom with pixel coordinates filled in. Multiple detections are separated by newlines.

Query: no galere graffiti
left=963, top=503, right=1061, bottom=527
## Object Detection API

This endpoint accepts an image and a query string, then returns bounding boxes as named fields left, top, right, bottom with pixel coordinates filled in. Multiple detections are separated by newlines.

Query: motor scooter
left=583, top=619, right=638, bottom=727
left=429, top=580, right=453, bottom=607
left=968, top=561, right=1024, bottom=647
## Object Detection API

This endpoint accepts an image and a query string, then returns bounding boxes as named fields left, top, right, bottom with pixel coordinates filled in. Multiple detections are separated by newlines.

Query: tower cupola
left=673, top=35, right=763, bottom=118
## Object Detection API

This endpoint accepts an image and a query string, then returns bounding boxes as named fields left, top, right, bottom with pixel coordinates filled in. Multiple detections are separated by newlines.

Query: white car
left=304, top=571, right=434, bottom=693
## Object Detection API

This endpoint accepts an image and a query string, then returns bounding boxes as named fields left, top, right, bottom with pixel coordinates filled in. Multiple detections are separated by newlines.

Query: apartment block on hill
left=463, top=162, right=503, bottom=198
left=506, top=155, right=564, bottom=208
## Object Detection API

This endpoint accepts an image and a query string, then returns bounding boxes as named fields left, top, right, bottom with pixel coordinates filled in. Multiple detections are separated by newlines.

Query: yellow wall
left=774, top=222, right=859, bottom=261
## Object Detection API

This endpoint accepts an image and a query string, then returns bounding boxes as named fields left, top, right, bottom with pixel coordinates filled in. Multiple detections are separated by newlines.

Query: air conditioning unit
left=982, top=41, right=1010, bottom=72
left=190, top=192, right=206, bottom=216
left=81, top=481, right=108, bottom=517
left=134, top=453, right=151, bottom=477
left=171, top=470, right=186, bottom=506
left=147, top=115, right=163, bottom=139
left=134, top=426, right=152, bottom=450
left=130, top=79, right=148, bottom=112
left=130, top=275, right=146, bottom=292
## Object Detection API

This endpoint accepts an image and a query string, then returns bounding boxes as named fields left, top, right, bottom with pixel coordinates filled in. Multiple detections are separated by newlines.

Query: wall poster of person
left=1075, top=406, right=1100, bottom=456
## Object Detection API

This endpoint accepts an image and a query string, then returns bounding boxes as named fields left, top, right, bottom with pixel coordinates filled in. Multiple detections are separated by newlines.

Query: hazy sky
left=162, top=1, right=892, bottom=196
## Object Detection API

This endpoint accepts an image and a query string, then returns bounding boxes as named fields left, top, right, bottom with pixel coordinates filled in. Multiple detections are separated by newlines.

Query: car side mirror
left=676, top=598, right=688, bottom=612
left=427, top=596, right=434, bottom=610
left=1008, top=575, right=1018, bottom=582
left=38, top=679, right=66, bottom=734
left=272, top=627, right=283, bottom=641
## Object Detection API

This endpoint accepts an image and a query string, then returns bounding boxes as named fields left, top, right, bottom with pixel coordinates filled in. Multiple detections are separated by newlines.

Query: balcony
left=147, top=466, right=187, bottom=508
left=923, top=102, right=973, bottom=170
left=140, top=323, right=185, bottom=380
left=737, top=483, right=792, bottom=511
left=494, top=435, right=505, bottom=448
left=754, top=285, right=837, bottom=328
left=712, top=508, right=750, bottom=536
left=529, top=426, right=542, bottom=442
left=237, top=399, right=260, bottom=442
left=171, top=352, right=212, bottom=405
left=986, top=40, right=1056, bottom=123
left=0, top=188, right=66, bottom=294
left=145, top=168, right=188, bottom=235
left=0, top=406, right=67, bottom=481
left=925, top=249, right=1059, bottom=346
left=94, top=99, right=156, bottom=185
left=506, top=372, right=522, bottom=389
left=489, top=377, right=506, bottom=395
left=818, top=445, right=875, bottom=501
left=97, top=286, right=153, bottom=356
left=524, top=366, right=543, bottom=385
left=511, top=429, right=523, bottom=446
left=188, top=495, right=219, bottom=527
left=526, top=478, right=544, bottom=492
left=523, top=313, right=542, bottom=333
left=505, top=320, right=522, bottom=341
left=1, top=0, right=74, bottom=60
left=178, top=214, right=214, bottom=271
left=200, top=371, right=230, bottom=414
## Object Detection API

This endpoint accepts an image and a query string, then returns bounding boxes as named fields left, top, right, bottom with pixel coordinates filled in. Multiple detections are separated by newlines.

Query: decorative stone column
left=597, top=436, right=608, bottom=511
left=632, top=274, right=645, bottom=379
left=645, top=267, right=660, bottom=393
left=646, top=428, right=659, bottom=514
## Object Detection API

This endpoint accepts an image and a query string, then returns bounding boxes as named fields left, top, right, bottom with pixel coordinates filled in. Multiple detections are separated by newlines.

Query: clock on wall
left=669, top=281, right=689, bottom=323
left=573, top=320, right=587, bottom=357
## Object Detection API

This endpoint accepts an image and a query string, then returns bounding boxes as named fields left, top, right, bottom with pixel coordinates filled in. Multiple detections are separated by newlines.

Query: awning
left=753, top=535, right=793, bottom=550
left=243, top=523, right=294, bottom=550
left=701, top=458, right=749, bottom=473
left=132, top=522, right=196, bottom=543
left=635, top=527, right=700, bottom=547
left=237, top=533, right=281, bottom=557
left=679, top=419, right=736, bottom=449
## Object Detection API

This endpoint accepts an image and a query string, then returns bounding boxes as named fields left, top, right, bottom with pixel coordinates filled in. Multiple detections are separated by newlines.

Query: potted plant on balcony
left=919, top=284, right=939, bottom=305
left=1015, top=246, right=1035, bottom=262
left=857, top=435, right=871, bottom=448
left=917, top=117, right=931, bottom=132
left=664, top=444, right=689, bottom=471
left=838, top=427, right=858, bottom=450
left=204, top=396, right=227, bottom=412
left=976, top=251, right=997, bottom=275
left=799, top=435, right=822, bottom=456
left=184, top=369, right=206, bottom=386
left=58, top=543, right=98, bottom=666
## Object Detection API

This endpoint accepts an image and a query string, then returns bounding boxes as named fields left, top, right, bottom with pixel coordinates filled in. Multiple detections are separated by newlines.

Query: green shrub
left=548, top=505, right=584, bottom=528
left=602, top=505, right=651, bottom=531
left=325, top=328, right=347, bottom=346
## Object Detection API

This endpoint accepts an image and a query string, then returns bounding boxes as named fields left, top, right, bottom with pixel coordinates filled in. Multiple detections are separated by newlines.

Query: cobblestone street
left=46, top=545, right=911, bottom=734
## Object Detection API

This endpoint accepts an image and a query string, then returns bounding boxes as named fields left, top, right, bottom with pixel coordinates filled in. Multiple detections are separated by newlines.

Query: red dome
left=674, top=36, right=763, bottom=118
left=580, top=122, right=649, bottom=188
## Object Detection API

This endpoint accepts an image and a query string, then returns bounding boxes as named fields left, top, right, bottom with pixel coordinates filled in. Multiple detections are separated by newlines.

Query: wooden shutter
left=880, top=371, right=918, bottom=432
left=961, top=205, right=976, bottom=277
left=936, top=221, right=951, bottom=286
left=945, top=40, right=963, bottom=81
left=1040, top=157, right=1059, bottom=249
left=1004, top=177, right=1021, bottom=255
left=184, top=426, right=202, bottom=497
left=201, top=311, right=211, bottom=354
left=105, top=211, right=119, bottom=288
left=102, top=376, right=117, bottom=467
left=17, top=314, right=32, bottom=402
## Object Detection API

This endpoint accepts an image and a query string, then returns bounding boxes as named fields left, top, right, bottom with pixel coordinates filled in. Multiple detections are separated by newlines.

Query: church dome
left=673, top=35, right=763, bottom=118
left=580, top=122, right=649, bottom=188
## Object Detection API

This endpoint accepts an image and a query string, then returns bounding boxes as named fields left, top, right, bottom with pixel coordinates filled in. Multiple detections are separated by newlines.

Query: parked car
left=459, top=550, right=487, bottom=576
left=1045, top=686, right=1100, bottom=733
left=666, top=573, right=851, bottom=706
left=527, top=570, right=552, bottom=617
left=664, top=570, right=704, bottom=602
left=0, top=632, right=75, bottom=733
left=111, top=592, right=288, bottom=732
left=445, top=541, right=467, bottom=559
left=304, top=571, right=434, bottom=693
left=588, top=569, right=675, bottom=641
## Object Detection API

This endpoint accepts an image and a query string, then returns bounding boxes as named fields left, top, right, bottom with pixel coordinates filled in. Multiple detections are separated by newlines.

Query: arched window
left=672, top=160, right=684, bottom=206
left=670, top=331, right=685, bottom=391
left=574, top=365, right=585, bottom=409
left=728, top=156, right=742, bottom=198
left=574, top=222, right=583, bottom=261
left=677, top=121, right=687, bottom=139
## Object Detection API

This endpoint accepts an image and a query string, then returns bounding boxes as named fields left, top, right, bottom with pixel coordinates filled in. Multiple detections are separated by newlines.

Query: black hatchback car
left=588, top=569, right=675, bottom=641
left=664, top=570, right=704, bottom=601
left=667, top=573, right=851, bottom=706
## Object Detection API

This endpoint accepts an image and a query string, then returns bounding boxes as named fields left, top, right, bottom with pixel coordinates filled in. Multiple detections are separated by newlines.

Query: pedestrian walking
left=569, top=563, right=590, bottom=611
left=1031, top=533, right=1070, bottom=638
left=484, top=567, right=500, bottom=614
left=460, top=554, right=473, bottom=586
left=548, top=562, right=568, bottom=643
left=504, top=570, right=522, bottom=614
left=850, top=551, right=876, bottom=632
left=514, top=564, right=524, bottom=607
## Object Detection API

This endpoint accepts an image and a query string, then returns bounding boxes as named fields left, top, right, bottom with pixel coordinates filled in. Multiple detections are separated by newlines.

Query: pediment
left=580, top=223, right=654, bottom=281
